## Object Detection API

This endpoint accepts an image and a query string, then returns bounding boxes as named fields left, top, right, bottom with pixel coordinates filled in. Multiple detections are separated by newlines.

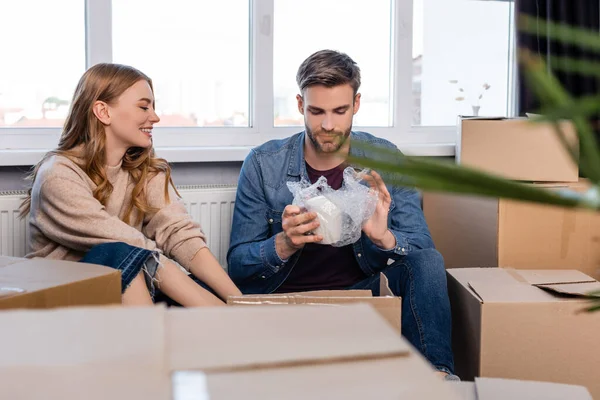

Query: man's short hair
left=296, top=50, right=361, bottom=95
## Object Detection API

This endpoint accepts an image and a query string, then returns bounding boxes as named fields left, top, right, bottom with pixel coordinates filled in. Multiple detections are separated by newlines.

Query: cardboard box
left=453, top=377, right=592, bottom=400
left=423, top=182, right=600, bottom=280
left=0, top=256, right=22, bottom=267
left=0, top=256, right=121, bottom=309
left=227, top=273, right=401, bottom=332
left=0, top=306, right=170, bottom=400
left=457, top=117, right=579, bottom=182
left=167, top=304, right=461, bottom=399
left=447, top=267, right=600, bottom=398
left=0, top=304, right=462, bottom=399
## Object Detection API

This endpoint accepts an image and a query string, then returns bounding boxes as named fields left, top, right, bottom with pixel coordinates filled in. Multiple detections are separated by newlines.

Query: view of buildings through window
left=0, top=1, right=85, bottom=128
left=0, top=1, right=513, bottom=130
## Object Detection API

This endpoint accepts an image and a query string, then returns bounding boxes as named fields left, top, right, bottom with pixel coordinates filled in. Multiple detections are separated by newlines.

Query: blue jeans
left=348, top=248, right=454, bottom=375
left=80, top=242, right=218, bottom=305
left=80, top=242, right=160, bottom=297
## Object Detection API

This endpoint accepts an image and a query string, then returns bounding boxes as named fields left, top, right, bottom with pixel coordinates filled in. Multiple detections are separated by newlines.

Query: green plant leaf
left=518, top=14, right=600, bottom=53
left=536, top=95, right=600, bottom=121
left=549, top=55, right=600, bottom=80
left=584, top=301, right=600, bottom=313
left=348, top=141, right=599, bottom=210
left=519, top=49, right=600, bottom=185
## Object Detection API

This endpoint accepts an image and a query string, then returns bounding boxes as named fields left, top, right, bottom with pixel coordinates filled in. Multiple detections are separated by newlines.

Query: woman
left=21, top=63, right=242, bottom=306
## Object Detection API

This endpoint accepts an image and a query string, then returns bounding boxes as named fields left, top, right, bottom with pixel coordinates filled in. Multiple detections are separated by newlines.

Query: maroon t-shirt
left=275, top=162, right=366, bottom=293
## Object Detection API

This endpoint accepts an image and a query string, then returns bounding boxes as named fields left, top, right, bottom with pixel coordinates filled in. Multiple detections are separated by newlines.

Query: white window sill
left=0, top=143, right=455, bottom=166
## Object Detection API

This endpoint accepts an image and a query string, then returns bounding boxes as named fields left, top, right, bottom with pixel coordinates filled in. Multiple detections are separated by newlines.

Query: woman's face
left=104, top=79, right=160, bottom=150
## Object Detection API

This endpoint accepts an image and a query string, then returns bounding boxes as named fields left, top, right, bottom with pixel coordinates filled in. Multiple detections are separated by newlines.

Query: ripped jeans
left=80, top=242, right=160, bottom=298
left=80, top=242, right=217, bottom=304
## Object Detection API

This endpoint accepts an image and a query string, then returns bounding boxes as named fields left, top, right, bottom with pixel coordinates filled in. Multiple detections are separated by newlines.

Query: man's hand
left=362, top=170, right=396, bottom=250
left=275, top=205, right=323, bottom=260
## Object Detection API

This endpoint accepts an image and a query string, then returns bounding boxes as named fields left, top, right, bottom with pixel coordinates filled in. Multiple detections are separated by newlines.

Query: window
left=273, top=0, right=392, bottom=127
left=0, top=0, right=516, bottom=165
left=0, top=1, right=85, bottom=128
left=412, top=0, right=515, bottom=126
left=112, top=0, right=250, bottom=128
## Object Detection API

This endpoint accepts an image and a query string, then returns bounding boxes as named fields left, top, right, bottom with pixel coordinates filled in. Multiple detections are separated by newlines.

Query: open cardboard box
left=167, top=303, right=457, bottom=399
left=0, top=304, right=462, bottom=399
left=227, top=272, right=401, bottom=332
left=423, top=180, right=600, bottom=280
left=447, top=267, right=600, bottom=399
left=0, top=256, right=121, bottom=309
left=453, top=377, right=592, bottom=400
left=457, top=116, right=579, bottom=182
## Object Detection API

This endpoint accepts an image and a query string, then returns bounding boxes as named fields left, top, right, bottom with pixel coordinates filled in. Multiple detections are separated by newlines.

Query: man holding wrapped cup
left=227, top=50, right=457, bottom=380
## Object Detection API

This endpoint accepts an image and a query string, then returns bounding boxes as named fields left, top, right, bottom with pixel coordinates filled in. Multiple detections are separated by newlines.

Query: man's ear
left=353, top=93, right=361, bottom=115
left=92, top=100, right=111, bottom=125
left=296, top=94, right=305, bottom=115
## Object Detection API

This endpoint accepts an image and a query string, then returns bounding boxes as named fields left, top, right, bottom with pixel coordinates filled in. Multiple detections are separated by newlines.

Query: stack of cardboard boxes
left=425, top=116, right=599, bottom=278
left=424, top=117, right=600, bottom=398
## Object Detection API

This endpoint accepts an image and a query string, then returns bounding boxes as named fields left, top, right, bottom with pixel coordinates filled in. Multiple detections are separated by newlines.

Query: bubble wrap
left=286, top=167, right=379, bottom=247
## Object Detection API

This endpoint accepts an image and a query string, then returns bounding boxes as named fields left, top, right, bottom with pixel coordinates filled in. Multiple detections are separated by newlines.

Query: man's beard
left=305, top=124, right=352, bottom=154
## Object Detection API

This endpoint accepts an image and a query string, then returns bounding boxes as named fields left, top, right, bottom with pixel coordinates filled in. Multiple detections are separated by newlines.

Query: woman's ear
left=92, top=100, right=111, bottom=125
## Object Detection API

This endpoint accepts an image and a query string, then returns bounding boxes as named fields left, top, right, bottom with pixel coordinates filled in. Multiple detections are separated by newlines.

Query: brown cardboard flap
left=510, top=269, right=600, bottom=297
left=475, top=377, right=593, bottom=400
left=0, top=306, right=166, bottom=368
left=228, top=289, right=402, bottom=334
left=0, top=366, right=170, bottom=400
left=451, top=382, right=478, bottom=400
left=536, top=282, right=600, bottom=297
left=513, top=269, right=596, bottom=286
left=284, top=289, right=371, bottom=298
left=194, top=357, right=463, bottom=400
left=230, top=296, right=394, bottom=307
left=0, top=258, right=121, bottom=309
left=167, top=304, right=409, bottom=372
left=228, top=289, right=372, bottom=304
left=0, top=287, right=26, bottom=299
left=0, top=258, right=119, bottom=291
left=0, top=256, right=23, bottom=268
left=467, top=280, right=556, bottom=303
left=380, top=272, right=394, bottom=296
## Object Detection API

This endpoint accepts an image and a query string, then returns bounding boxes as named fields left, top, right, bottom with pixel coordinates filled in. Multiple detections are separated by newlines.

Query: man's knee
left=407, top=248, right=444, bottom=266
left=403, top=248, right=446, bottom=283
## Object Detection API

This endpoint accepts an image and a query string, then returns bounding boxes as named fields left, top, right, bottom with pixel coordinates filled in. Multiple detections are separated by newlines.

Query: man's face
left=297, top=83, right=361, bottom=154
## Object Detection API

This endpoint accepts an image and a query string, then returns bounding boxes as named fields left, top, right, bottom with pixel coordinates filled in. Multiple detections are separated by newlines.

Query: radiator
left=0, top=185, right=237, bottom=268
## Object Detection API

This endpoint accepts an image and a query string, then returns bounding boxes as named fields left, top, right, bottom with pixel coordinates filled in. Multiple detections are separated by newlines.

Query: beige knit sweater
left=27, top=154, right=207, bottom=271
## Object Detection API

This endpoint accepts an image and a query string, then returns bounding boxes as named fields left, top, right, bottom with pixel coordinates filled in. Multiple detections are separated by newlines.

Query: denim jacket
left=227, top=131, right=435, bottom=294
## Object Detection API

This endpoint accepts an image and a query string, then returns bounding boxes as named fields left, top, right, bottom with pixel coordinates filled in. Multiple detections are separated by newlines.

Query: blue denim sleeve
left=227, top=152, right=286, bottom=285
left=368, top=184, right=435, bottom=260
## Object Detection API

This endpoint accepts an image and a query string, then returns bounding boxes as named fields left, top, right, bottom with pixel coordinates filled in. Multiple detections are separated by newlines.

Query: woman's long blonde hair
left=20, top=63, right=178, bottom=224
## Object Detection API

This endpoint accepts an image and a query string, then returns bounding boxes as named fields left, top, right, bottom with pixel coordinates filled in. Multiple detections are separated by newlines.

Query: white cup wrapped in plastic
left=286, top=167, right=378, bottom=247
left=304, top=195, right=344, bottom=244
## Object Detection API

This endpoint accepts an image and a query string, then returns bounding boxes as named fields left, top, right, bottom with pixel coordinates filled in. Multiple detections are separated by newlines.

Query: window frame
left=0, top=0, right=515, bottom=166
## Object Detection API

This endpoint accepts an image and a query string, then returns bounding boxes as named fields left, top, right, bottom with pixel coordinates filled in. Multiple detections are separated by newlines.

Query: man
left=227, top=50, right=456, bottom=379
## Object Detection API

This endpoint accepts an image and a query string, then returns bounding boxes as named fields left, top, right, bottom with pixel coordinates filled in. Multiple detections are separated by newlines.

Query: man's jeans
left=348, top=248, right=454, bottom=375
